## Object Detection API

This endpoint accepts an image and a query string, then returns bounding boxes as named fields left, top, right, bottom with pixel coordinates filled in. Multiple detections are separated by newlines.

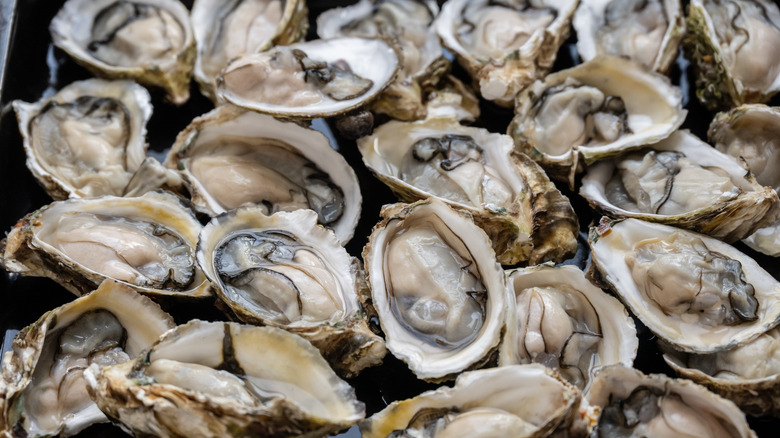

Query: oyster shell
left=498, top=264, right=638, bottom=390
left=588, top=218, right=780, bottom=353
left=573, top=0, right=685, bottom=73
left=84, top=320, right=365, bottom=438
left=0, top=279, right=175, bottom=437
left=216, top=37, right=400, bottom=118
left=196, top=207, right=386, bottom=378
left=358, top=115, right=578, bottom=265
left=434, top=0, right=578, bottom=106
left=509, top=56, right=686, bottom=188
left=685, top=0, right=780, bottom=110
left=580, top=129, right=780, bottom=242
left=191, top=0, right=309, bottom=101
left=360, top=364, right=584, bottom=438
left=164, top=105, right=361, bottom=244
left=50, top=0, right=195, bottom=105
left=0, top=190, right=211, bottom=299
left=362, top=199, right=506, bottom=381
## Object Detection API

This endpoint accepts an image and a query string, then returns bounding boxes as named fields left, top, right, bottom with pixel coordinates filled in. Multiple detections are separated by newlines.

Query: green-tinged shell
left=580, top=130, right=780, bottom=242
left=85, top=320, right=365, bottom=438
left=0, top=280, right=175, bottom=438
left=358, top=116, right=578, bottom=265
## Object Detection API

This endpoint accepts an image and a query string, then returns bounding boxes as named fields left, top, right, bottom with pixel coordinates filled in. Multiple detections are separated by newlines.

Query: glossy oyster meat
left=165, top=105, right=361, bottom=244
left=0, top=280, right=175, bottom=437
left=197, top=207, right=385, bottom=377
left=587, top=365, right=757, bottom=437
left=709, top=104, right=780, bottom=255
left=685, top=0, right=780, bottom=110
left=580, top=130, right=780, bottom=242
left=360, top=364, right=584, bottom=438
left=50, top=0, right=195, bottom=104
left=191, top=0, right=308, bottom=101
left=362, top=199, right=506, bottom=381
left=589, top=218, right=780, bottom=353
left=573, top=0, right=685, bottom=73
left=509, top=56, right=686, bottom=187
left=216, top=37, right=399, bottom=118
left=0, top=190, right=211, bottom=299
left=359, top=115, right=578, bottom=265
left=84, top=320, right=365, bottom=437
left=498, top=264, right=638, bottom=390
left=435, top=0, right=578, bottom=106
left=317, top=0, right=448, bottom=120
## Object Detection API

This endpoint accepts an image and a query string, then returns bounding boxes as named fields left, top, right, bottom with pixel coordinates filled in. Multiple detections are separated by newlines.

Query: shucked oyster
left=85, top=320, right=365, bottom=438
left=363, top=199, right=506, bottom=381
left=191, top=0, right=308, bottom=101
left=685, top=0, right=780, bottom=110
left=435, top=0, right=578, bottom=106
left=197, top=207, right=385, bottom=378
left=50, top=0, right=195, bottom=104
left=0, top=280, right=175, bottom=437
left=580, top=130, right=780, bottom=243
left=165, top=106, right=361, bottom=244
left=588, top=218, right=780, bottom=353
left=216, top=37, right=399, bottom=118
left=358, top=115, right=578, bottom=265
left=0, top=190, right=211, bottom=299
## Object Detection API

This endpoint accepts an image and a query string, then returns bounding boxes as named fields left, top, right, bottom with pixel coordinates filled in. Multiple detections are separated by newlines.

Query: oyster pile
left=2, top=0, right=780, bottom=437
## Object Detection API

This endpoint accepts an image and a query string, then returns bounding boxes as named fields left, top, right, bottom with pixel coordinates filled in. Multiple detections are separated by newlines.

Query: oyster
left=0, top=279, right=175, bottom=437
left=580, top=130, right=780, bottom=242
left=197, top=207, right=386, bottom=377
left=685, top=0, right=780, bottom=110
left=50, top=0, right=195, bottom=105
left=509, top=56, right=686, bottom=187
left=573, top=0, right=685, bottom=73
left=498, top=264, right=638, bottom=390
left=434, top=0, right=578, bottom=106
left=362, top=199, right=506, bottom=381
left=358, top=115, right=579, bottom=265
left=587, top=365, right=757, bottom=437
left=191, top=0, right=309, bottom=101
left=164, top=105, right=361, bottom=244
left=84, top=320, right=365, bottom=437
left=588, top=218, right=780, bottom=353
left=0, top=190, right=211, bottom=299
left=360, top=364, right=584, bottom=438
left=317, top=0, right=448, bottom=120
left=216, top=37, right=400, bottom=118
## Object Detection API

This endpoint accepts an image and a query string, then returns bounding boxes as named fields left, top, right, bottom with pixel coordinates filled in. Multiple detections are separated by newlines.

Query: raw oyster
left=587, top=365, right=757, bottom=437
left=588, top=218, right=780, bottom=353
left=362, top=199, right=506, bottom=381
left=164, top=105, right=361, bottom=244
left=197, top=207, right=385, bottom=378
left=434, top=0, right=578, bottom=106
left=84, top=320, right=365, bottom=438
left=509, top=56, right=686, bottom=187
left=685, top=0, right=780, bottom=110
left=50, top=0, right=195, bottom=105
left=498, top=264, right=638, bottom=390
left=709, top=104, right=780, bottom=255
left=0, top=190, right=211, bottom=299
left=317, top=0, right=448, bottom=120
left=573, top=0, right=685, bottom=73
left=580, top=129, right=780, bottom=242
left=191, top=0, right=308, bottom=101
left=358, top=115, right=578, bottom=265
left=216, top=37, right=399, bottom=118
left=0, top=279, right=175, bottom=437
left=360, top=364, right=584, bottom=438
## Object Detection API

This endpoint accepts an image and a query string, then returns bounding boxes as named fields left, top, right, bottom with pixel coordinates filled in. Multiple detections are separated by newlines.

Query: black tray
left=0, top=1, right=778, bottom=437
